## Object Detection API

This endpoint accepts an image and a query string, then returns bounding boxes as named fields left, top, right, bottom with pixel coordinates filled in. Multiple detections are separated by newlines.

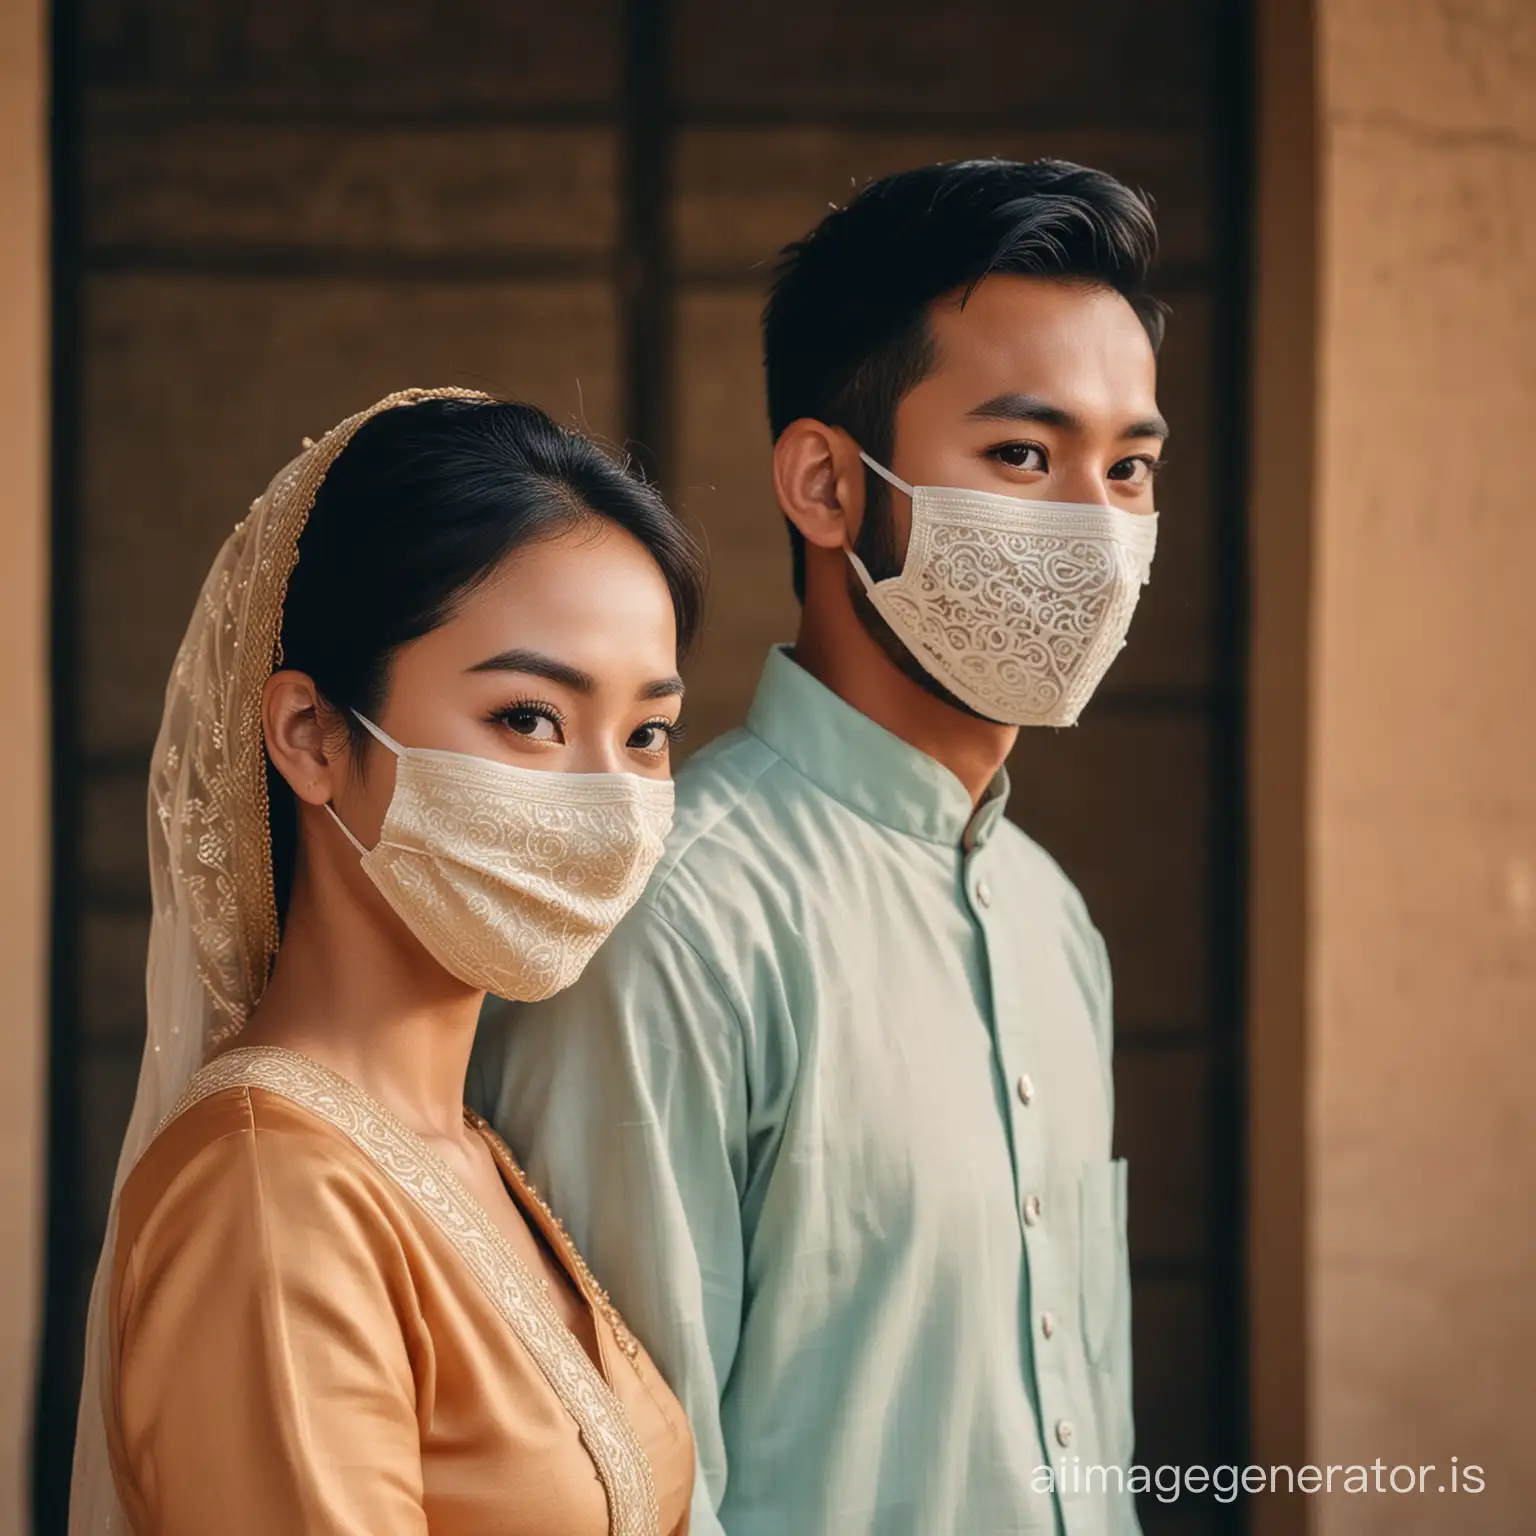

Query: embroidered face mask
left=327, top=714, right=674, bottom=1000
left=847, top=453, right=1158, bottom=728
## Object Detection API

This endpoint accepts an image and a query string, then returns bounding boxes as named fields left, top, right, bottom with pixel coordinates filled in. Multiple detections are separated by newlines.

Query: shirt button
left=1056, top=1418, right=1075, bottom=1448
left=1016, top=1073, right=1035, bottom=1106
left=1041, top=1311, right=1056, bottom=1340
left=1022, top=1193, right=1042, bottom=1227
left=975, top=879, right=993, bottom=908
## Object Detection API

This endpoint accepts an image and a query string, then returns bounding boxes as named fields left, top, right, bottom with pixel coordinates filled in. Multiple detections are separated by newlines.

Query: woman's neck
left=239, top=859, right=484, bottom=1141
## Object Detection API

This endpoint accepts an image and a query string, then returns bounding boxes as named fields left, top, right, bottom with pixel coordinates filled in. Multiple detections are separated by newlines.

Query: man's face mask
left=845, top=452, right=1158, bottom=728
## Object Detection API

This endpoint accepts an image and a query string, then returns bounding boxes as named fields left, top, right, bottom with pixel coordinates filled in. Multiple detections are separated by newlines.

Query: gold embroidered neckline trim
left=468, top=1112, right=643, bottom=1366
left=164, top=1046, right=660, bottom=1536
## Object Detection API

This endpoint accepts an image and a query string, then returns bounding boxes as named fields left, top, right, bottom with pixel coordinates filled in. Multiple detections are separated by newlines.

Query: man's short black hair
left=763, top=158, right=1164, bottom=600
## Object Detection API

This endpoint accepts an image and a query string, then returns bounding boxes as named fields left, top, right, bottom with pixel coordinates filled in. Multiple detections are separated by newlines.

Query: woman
left=71, top=388, right=705, bottom=1535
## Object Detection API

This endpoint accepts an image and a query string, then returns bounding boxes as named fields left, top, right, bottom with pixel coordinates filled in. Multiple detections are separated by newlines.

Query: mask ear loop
left=858, top=451, right=915, bottom=498
left=847, top=452, right=916, bottom=592
left=323, top=711, right=405, bottom=856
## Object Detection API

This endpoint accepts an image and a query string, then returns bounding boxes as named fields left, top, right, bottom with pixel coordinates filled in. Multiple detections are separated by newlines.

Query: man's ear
left=262, top=670, right=343, bottom=808
left=772, top=419, right=868, bottom=553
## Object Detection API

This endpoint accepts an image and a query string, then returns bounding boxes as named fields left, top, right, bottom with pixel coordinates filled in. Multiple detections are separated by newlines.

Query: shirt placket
left=963, top=835, right=1088, bottom=1535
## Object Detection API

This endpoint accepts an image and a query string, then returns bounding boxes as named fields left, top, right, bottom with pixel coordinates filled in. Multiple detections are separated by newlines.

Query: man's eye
left=1108, top=455, right=1164, bottom=488
left=991, top=442, right=1048, bottom=471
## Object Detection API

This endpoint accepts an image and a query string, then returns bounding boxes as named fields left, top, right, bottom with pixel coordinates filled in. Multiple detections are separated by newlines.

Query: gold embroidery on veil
left=161, top=387, right=493, bottom=1039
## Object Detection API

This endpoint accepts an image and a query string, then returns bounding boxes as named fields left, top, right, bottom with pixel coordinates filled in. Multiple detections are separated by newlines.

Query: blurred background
left=3, top=1, right=1533, bottom=1533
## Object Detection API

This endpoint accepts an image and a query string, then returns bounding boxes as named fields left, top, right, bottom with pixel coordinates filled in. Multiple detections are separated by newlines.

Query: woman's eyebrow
left=469, top=649, right=685, bottom=702
left=640, top=675, right=686, bottom=701
left=468, top=648, right=595, bottom=692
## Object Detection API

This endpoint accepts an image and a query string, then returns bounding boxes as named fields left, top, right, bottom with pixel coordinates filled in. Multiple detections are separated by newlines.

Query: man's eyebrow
left=966, top=393, right=1079, bottom=429
left=467, top=648, right=595, bottom=693
left=967, top=393, right=1170, bottom=444
left=1124, top=416, right=1171, bottom=442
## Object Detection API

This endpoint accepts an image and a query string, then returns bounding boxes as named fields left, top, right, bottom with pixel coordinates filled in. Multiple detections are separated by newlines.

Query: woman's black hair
left=268, top=395, right=706, bottom=921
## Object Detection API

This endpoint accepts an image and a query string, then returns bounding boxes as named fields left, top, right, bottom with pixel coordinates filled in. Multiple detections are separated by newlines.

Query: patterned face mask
left=326, top=713, right=673, bottom=1000
left=847, top=452, right=1158, bottom=728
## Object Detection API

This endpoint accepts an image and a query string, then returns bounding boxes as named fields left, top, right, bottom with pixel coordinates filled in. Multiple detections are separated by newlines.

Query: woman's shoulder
left=115, top=1059, right=400, bottom=1272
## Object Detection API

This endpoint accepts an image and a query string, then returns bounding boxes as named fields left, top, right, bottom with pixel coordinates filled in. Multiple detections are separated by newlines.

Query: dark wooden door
left=37, top=4, right=1249, bottom=1530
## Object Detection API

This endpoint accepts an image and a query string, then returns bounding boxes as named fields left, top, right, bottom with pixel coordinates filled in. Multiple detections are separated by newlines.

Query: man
left=476, top=158, right=1165, bottom=1535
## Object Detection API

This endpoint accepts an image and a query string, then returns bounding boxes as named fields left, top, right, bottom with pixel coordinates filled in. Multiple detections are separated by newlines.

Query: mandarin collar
left=743, top=646, right=1010, bottom=850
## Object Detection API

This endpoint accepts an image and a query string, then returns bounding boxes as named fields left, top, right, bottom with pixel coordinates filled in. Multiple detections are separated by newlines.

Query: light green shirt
left=475, top=646, right=1140, bottom=1536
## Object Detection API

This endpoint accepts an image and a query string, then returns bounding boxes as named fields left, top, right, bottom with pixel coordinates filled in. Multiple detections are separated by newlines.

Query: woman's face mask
left=328, top=713, right=674, bottom=1001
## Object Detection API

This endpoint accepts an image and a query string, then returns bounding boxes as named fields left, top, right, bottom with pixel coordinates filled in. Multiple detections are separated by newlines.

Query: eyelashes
left=986, top=443, right=1166, bottom=483
left=489, top=699, right=684, bottom=754
left=489, top=698, right=567, bottom=735
left=630, top=717, right=686, bottom=753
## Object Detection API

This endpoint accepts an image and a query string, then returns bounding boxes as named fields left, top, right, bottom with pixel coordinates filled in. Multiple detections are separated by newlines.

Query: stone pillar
left=1250, top=2, right=1536, bottom=1531
left=0, top=0, right=49, bottom=1527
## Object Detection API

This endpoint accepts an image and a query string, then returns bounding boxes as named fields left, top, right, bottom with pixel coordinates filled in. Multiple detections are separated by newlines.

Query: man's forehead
left=924, top=276, right=1159, bottom=405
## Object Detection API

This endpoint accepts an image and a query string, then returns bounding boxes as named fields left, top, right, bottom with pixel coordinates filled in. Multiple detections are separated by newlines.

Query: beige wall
left=1246, top=3, right=1317, bottom=1531
left=1252, top=1, right=1536, bottom=1531
left=0, top=0, right=49, bottom=1528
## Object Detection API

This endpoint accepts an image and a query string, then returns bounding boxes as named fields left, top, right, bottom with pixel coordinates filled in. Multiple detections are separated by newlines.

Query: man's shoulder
left=989, top=814, right=1103, bottom=949
left=648, top=729, right=787, bottom=883
left=626, top=726, right=810, bottom=946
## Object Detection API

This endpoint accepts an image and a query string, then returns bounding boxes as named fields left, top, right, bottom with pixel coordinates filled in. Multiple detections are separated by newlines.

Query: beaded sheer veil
left=69, top=387, right=492, bottom=1534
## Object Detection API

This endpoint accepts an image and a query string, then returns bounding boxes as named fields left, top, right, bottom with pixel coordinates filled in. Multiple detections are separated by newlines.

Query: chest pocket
left=1078, top=1157, right=1131, bottom=1367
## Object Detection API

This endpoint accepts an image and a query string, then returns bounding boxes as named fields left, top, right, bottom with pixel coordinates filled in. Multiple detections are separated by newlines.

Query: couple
left=73, top=157, right=1166, bottom=1535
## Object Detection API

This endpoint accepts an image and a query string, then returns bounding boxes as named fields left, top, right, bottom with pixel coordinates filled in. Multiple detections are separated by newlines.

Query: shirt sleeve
left=110, top=1109, right=430, bottom=1536
left=477, top=902, right=749, bottom=1536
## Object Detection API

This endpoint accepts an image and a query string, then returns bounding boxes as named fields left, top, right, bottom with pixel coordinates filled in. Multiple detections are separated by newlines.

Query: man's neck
left=792, top=581, right=1017, bottom=806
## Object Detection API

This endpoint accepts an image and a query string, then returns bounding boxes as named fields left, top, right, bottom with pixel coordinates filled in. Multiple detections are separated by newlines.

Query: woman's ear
left=262, top=671, right=342, bottom=808
left=772, top=419, right=868, bottom=553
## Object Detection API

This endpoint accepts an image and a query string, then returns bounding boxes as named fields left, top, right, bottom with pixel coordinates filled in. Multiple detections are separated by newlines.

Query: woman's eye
left=991, top=442, right=1049, bottom=472
left=628, top=719, right=682, bottom=755
left=1108, top=454, right=1164, bottom=489
left=497, top=704, right=564, bottom=743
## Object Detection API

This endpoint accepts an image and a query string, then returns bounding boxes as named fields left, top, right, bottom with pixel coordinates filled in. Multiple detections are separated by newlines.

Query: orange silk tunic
left=104, top=1048, right=692, bottom=1536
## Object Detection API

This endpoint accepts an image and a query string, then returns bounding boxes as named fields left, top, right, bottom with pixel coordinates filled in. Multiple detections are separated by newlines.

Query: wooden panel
left=80, top=910, right=151, bottom=1047
left=1115, top=1044, right=1215, bottom=1263
left=82, top=0, right=622, bottom=108
left=79, top=1045, right=142, bottom=1242
left=79, top=273, right=619, bottom=755
left=81, top=768, right=151, bottom=906
left=676, top=127, right=1214, bottom=278
left=1141, top=1504, right=1228, bottom=1535
left=1131, top=1277, right=1217, bottom=1475
left=675, top=0, right=1217, bottom=128
left=85, top=118, right=618, bottom=260
left=1008, top=713, right=1212, bottom=1031
left=674, top=289, right=801, bottom=749
left=1103, top=290, right=1217, bottom=700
